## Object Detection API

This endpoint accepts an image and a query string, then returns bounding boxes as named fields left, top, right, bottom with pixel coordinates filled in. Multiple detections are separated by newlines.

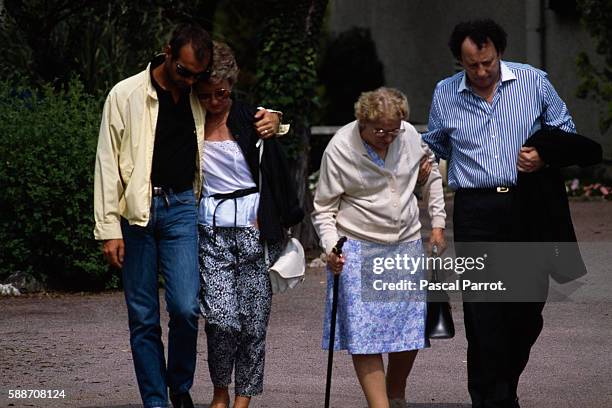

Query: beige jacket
left=312, top=120, right=446, bottom=255
left=93, top=63, right=205, bottom=240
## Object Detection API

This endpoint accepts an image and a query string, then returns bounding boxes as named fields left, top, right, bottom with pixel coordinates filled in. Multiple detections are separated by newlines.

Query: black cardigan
left=517, top=127, right=602, bottom=282
left=224, top=99, right=304, bottom=242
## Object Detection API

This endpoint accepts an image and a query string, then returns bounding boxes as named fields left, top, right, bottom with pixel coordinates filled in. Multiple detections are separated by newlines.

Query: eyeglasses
left=175, top=62, right=210, bottom=81
left=372, top=128, right=405, bottom=138
left=197, top=88, right=231, bottom=101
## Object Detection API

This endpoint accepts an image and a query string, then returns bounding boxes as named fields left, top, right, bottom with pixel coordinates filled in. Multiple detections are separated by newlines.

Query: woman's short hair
left=354, top=87, right=410, bottom=123
left=209, top=41, right=240, bottom=85
left=448, top=19, right=507, bottom=60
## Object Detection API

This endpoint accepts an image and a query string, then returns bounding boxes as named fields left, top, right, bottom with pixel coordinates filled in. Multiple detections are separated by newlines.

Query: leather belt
left=152, top=186, right=192, bottom=196
left=457, top=186, right=515, bottom=194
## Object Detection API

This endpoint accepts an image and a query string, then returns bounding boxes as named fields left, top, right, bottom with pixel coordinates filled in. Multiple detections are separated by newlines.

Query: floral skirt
left=322, top=238, right=429, bottom=354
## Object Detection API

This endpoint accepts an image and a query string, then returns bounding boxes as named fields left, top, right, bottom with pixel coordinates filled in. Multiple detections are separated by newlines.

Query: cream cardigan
left=312, top=120, right=446, bottom=255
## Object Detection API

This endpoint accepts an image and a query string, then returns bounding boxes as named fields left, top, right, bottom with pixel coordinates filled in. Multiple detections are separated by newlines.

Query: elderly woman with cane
left=195, top=41, right=303, bottom=408
left=312, top=87, right=447, bottom=408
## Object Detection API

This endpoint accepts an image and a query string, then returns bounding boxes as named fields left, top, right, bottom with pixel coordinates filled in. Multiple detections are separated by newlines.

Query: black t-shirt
left=150, top=58, right=197, bottom=192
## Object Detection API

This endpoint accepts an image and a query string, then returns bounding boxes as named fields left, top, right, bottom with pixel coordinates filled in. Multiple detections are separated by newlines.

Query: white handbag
left=265, top=236, right=306, bottom=294
left=257, top=140, right=306, bottom=294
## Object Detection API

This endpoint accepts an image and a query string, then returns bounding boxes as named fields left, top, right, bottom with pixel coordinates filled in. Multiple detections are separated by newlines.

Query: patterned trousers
left=198, top=225, right=281, bottom=396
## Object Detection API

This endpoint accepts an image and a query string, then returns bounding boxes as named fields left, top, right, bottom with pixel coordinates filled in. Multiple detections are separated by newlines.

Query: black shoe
left=170, top=391, right=194, bottom=408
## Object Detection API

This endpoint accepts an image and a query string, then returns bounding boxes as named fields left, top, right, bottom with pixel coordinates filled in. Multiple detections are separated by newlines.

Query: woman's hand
left=327, top=252, right=346, bottom=275
left=416, top=154, right=433, bottom=186
left=428, top=227, right=446, bottom=256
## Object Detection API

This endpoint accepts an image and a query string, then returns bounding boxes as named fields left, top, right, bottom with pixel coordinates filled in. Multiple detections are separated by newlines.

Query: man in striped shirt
left=422, top=19, right=576, bottom=408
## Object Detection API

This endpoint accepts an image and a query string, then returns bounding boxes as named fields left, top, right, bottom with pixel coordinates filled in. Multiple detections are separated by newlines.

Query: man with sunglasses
left=93, top=23, right=281, bottom=408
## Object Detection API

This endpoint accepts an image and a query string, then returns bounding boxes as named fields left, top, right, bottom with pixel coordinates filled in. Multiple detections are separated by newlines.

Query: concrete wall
left=328, top=0, right=611, bottom=159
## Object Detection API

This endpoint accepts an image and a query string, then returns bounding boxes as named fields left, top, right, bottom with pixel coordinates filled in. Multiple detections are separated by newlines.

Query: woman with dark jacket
left=195, top=41, right=303, bottom=408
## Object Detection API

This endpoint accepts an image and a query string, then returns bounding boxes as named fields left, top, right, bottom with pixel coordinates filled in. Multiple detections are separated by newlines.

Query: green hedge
left=0, top=79, right=116, bottom=290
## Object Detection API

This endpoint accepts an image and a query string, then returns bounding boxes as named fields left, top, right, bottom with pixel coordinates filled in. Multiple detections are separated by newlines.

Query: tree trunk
left=289, top=124, right=319, bottom=250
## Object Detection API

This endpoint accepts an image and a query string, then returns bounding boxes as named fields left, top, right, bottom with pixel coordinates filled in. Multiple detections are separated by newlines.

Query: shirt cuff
left=258, top=107, right=283, bottom=115
left=257, top=107, right=290, bottom=136
left=321, top=234, right=340, bottom=256
left=94, top=221, right=123, bottom=241
left=431, top=216, right=446, bottom=230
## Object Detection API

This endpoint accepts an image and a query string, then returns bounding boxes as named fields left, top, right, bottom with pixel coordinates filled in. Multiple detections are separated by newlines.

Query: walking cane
left=324, top=236, right=347, bottom=408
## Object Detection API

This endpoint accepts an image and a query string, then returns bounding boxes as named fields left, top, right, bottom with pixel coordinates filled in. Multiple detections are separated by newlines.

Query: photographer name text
left=372, top=279, right=506, bottom=292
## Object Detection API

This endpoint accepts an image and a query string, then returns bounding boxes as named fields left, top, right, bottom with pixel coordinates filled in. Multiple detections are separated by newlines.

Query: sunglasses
left=197, top=88, right=231, bottom=101
left=175, top=62, right=210, bottom=81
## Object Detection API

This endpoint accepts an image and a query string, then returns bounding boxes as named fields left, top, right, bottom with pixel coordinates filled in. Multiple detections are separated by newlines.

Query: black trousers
left=454, top=190, right=546, bottom=408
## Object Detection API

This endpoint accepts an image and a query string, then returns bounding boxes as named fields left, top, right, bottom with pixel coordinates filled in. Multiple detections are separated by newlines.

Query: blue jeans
left=121, top=189, right=199, bottom=408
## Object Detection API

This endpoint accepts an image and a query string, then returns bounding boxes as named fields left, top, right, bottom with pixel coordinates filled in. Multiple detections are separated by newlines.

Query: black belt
left=208, top=187, right=259, bottom=275
left=457, top=186, right=515, bottom=194
left=210, top=187, right=258, bottom=201
left=208, top=186, right=258, bottom=242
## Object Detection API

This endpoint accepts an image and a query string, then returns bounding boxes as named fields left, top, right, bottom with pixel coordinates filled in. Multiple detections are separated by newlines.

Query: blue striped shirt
left=422, top=61, right=576, bottom=190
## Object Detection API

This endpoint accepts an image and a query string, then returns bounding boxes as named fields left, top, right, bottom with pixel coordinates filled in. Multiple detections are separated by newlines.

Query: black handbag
left=426, top=247, right=455, bottom=339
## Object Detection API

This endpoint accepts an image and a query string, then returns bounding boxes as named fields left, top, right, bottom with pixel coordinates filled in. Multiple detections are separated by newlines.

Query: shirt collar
left=361, top=139, right=386, bottom=167
left=146, top=54, right=166, bottom=99
left=457, top=60, right=516, bottom=93
left=500, top=61, right=516, bottom=82
left=147, top=54, right=194, bottom=101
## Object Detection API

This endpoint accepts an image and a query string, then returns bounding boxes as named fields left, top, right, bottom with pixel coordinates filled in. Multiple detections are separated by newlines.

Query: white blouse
left=199, top=140, right=259, bottom=227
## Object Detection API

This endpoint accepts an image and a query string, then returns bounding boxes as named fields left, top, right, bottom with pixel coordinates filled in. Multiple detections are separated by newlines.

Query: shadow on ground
left=410, top=405, right=471, bottom=408
left=81, top=405, right=211, bottom=408
left=80, top=405, right=470, bottom=408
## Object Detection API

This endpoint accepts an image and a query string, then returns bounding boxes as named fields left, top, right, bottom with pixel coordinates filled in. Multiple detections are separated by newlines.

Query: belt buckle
left=496, top=186, right=509, bottom=193
left=153, top=186, right=163, bottom=196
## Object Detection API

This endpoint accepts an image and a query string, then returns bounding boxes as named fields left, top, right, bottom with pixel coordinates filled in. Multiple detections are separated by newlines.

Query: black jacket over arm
left=518, top=127, right=602, bottom=282
left=225, top=99, right=304, bottom=243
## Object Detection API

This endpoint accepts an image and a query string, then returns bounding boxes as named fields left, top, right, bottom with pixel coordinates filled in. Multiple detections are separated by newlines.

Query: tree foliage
left=0, top=79, right=111, bottom=289
left=210, top=0, right=265, bottom=97
left=576, top=0, right=612, bottom=133
left=253, top=0, right=328, bottom=155
left=253, top=0, right=329, bottom=248
left=0, top=0, right=220, bottom=93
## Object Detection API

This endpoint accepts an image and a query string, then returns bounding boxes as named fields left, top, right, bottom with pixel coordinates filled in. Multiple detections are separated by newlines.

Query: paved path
left=1, top=201, right=611, bottom=408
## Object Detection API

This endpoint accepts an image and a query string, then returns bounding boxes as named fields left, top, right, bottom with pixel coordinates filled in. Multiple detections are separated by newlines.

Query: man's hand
left=103, top=239, right=125, bottom=268
left=428, top=228, right=446, bottom=255
left=327, top=252, right=346, bottom=275
left=254, top=109, right=280, bottom=139
left=417, top=154, right=433, bottom=185
left=517, top=146, right=544, bottom=173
